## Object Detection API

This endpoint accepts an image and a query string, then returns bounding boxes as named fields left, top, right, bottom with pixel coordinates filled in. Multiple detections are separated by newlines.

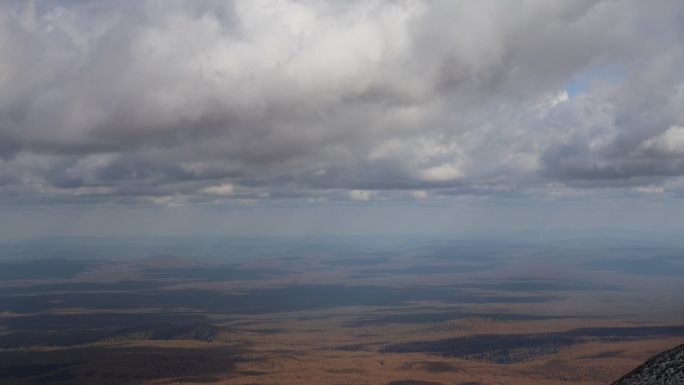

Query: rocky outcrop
left=612, top=343, right=684, bottom=385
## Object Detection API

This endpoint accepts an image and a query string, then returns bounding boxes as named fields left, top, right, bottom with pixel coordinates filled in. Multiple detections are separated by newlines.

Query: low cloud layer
left=2, top=0, right=684, bottom=207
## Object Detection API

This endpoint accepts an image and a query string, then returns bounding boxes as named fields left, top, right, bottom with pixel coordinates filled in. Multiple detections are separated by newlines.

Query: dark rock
left=612, top=343, right=684, bottom=385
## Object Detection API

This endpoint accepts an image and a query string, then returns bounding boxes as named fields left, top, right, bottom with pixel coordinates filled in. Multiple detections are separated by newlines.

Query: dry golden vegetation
left=1, top=242, right=683, bottom=384
left=1, top=315, right=682, bottom=385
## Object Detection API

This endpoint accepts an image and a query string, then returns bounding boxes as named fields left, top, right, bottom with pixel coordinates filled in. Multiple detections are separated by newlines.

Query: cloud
left=410, top=190, right=427, bottom=199
left=1, top=0, right=684, bottom=207
left=349, top=190, right=371, bottom=201
left=203, top=183, right=235, bottom=197
left=641, top=126, right=684, bottom=156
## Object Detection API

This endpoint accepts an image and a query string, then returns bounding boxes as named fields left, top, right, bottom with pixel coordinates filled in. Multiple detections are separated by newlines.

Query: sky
left=1, top=0, right=684, bottom=240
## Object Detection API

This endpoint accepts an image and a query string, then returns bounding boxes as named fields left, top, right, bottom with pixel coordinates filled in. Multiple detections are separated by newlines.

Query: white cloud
left=410, top=190, right=428, bottom=199
left=417, top=163, right=462, bottom=182
left=634, top=186, right=665, bottom=194
left=1, top=0, right=684, bottom=208
left=202, top=183, right=235, bottom=197
left=641, top=126, right=684, bottom=156
left=349, top=190, right=371, bottom=201
left=149, top=196, right=184, bottom=208
left=537, top=90, right=569, bottom=109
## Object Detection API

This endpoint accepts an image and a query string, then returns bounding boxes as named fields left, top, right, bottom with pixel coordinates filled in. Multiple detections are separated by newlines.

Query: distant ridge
left=102, top=323, right=223, bottom=342
left=612, top=343, right=684, bottom=385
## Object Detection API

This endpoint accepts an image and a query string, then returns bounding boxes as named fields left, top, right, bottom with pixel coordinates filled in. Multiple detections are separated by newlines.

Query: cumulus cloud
left=641, top=126, right=684, bottom=156
left=1, top=0, right=684, bottom=207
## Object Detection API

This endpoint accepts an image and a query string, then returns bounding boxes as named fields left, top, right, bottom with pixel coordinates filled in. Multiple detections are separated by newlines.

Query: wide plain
left=1, top=238, right=683, bottom=384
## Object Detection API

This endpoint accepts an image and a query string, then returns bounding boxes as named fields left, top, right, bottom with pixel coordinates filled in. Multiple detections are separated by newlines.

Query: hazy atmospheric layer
left=1, top=1, right=684, bottom=238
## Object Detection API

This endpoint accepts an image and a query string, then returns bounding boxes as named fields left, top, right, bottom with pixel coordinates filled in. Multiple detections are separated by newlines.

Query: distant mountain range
left=612, top=343, right=684, bottom=385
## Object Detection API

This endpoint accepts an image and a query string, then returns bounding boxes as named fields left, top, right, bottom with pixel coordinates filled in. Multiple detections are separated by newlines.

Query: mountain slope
left=612, top=343, right=684, bottom=385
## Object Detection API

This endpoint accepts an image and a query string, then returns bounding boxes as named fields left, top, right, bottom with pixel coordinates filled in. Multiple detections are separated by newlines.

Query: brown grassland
left=1, top=241, right=683, bottom=384
left=1, top=314, right=682, bottom=385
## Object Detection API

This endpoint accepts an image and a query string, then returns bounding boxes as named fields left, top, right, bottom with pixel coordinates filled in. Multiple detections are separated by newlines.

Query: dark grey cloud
left=1, top=0, right=684, bottom=207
